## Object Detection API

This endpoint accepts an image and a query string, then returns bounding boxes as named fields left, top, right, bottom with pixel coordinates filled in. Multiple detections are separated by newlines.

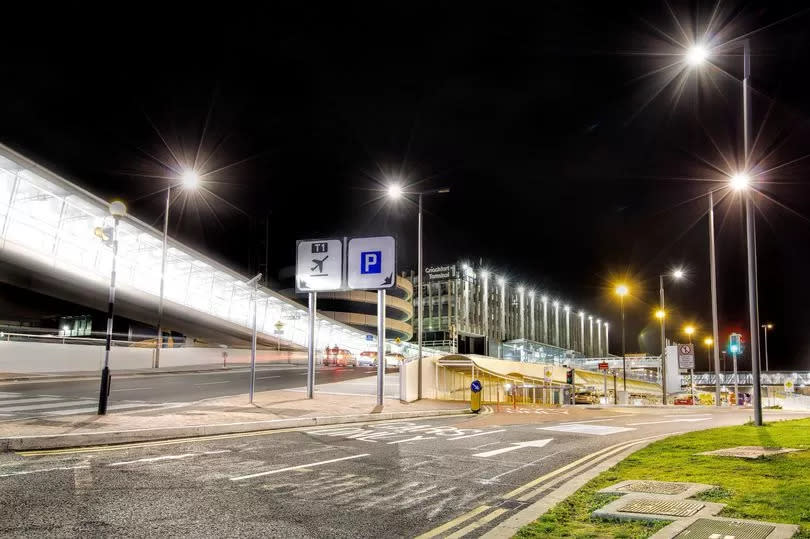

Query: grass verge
left=516, top=417, right=810, bottom=538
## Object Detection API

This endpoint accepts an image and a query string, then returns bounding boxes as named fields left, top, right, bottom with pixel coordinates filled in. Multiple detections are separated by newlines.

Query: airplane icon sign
left=310, top=255, right=328, bottom=274
left=295, top=239, right=343, bottom=292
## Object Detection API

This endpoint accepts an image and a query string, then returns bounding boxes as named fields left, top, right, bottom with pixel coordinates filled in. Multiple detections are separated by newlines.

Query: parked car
left=357, top=351, right=376, bottom=367
left=673, top=394, right=697, bottom=405
left=323, top=346, right=356, bottom=367
left=574, top=391, right=598, bottom=405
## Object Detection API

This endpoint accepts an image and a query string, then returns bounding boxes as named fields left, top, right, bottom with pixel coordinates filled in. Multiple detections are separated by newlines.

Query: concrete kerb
left=0, top=408, right=471, bottom=452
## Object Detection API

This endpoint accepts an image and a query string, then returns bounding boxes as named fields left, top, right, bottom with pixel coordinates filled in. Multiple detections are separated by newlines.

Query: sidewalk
left=0, top=389, right=470, bottom=451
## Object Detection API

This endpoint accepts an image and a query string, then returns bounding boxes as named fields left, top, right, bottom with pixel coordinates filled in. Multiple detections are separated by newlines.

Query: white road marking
left=0, top=397, right=60, bottom=406
left=559, top=416, right=627, bottom=424
left=447, top=429, right=506, bottom=441
left=538, top=424, right=636, bottom=435
left=473, top=439, right=553, bottom=458
left=110, top=387, right=152, bottom=392
left=0, top=392, right=22, bottom=398
left=194, top=381, right=230, bottom=386
left=387, top=436, right=435, bottom=444
left=109, top=450, right=230, bottom=466
left=257, top=375, right=281, bottom=379
left=0, top=465, right=90, bottom=478
left=484, top=451, right=563, bottom=482
left=0, top=400, right=95, bottom=412
left=231, top=453, right=370, bottom=481
left=627, top=418, right=712, bottom=426
left=663, top=414, right=712, bottom=417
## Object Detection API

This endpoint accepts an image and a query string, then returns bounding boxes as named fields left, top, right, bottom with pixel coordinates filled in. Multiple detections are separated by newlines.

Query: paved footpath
left=1, top=405, right=806, bottom=537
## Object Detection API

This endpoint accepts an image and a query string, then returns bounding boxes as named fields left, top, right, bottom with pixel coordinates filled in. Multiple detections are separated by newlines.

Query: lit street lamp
left=553, top=300, right=560, bottom=348
left=683, top=325, right=695, bottom=344
left=704, top=336, right=714, bottom=367
left=614, top=284, right=628, bottom=391
left=684, top=39, right=763, bottom=424
left=155, top=169, right=201, bottom=368
left=98, top=200, right=126, bottom=415
left=658, top=268, right=684, bottom=404
left=387, top=183, right=450, bottom=399
left=564, top=305, right=571, bottom=349
left=761, top=323, right=773, bottom=372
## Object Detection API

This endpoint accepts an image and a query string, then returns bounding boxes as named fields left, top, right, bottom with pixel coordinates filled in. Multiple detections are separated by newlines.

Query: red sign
left=598, top=362, right=609, bottom=370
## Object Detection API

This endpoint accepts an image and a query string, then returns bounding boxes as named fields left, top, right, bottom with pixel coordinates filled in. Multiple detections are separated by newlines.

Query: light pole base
left=98, top=366, right=111, bottom=415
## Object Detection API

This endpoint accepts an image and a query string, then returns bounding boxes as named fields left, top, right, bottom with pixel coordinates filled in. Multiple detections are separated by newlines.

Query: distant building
left=407, top=261, right=612, bottom=361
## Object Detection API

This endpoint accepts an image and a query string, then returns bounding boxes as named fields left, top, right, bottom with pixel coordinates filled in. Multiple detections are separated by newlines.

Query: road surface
left=1, top=405, right=805, bottom=537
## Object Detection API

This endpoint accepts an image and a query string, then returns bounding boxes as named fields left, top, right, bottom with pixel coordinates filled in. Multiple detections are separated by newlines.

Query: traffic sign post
left=470, top=380, right=482, bottom=413
left=296, top=239, right=345, bottom=399
left=599, top=362, right=609, bottom=404
left=347, top=236, right=396, bottom=406
left=729, top=333, right=742, bottom=405
left=678, top=343, right=696, bottom=406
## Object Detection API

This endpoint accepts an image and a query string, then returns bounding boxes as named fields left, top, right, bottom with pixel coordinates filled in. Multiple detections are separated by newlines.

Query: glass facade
left=0, top=145, right=427, bottom=358
left=411, top=262, right=613, bottom=357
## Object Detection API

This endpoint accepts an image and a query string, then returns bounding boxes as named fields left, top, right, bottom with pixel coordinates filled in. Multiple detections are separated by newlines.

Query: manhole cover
left=698, top=446, right=799, bottom=459
left=674, top=518, right=775, bottom=539
left=619, top=499, right=704, bottom=517
left=619, top=481, right=689, bottom=495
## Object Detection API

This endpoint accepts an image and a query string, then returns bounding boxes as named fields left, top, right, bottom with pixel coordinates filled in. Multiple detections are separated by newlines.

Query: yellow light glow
left=655, top=309, right=666, bottom=320
left=615, top=284, right=629, bottom=297
left=684, top=325, right=695, bottom=336
left=704, top=337, right=713, bottom=346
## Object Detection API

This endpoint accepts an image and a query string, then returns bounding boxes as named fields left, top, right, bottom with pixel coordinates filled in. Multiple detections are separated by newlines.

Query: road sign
left=470, top=380, right=482, bottom=393
left=598, top=362, right=609, bottom=370
left=347, top=236, right=396, bottom=290
left=784, top=380, right=795, bottom=393
left=678, top=343, right=695, bottom=369
left=295, top=239, right=344, bottom=292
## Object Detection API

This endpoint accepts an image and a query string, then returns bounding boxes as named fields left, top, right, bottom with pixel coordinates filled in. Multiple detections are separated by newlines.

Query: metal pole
left=621, top=296, right=626, bottom=391
left=377, top=290, right=386, bottom=406
left=742, top=39, right=762, bottom=426
left=417, top=194, right=423, bottom=399
left=733, top=349, right=739, bottom=405
left=709, top=191, right=722, bottom=406
left=249, top=284, right=258, bottom=404
left=542, top=299, right=548, bottom=343
left=155, top=186, right=170, bottom=368
left=307, top=292, right=317, bottom=399
left=659, top=275, right=667, bottom=404
left=603, top=368, right=608, bottom=404
left=763, top=326, right=769, bottom=372
left=565, top=309, right=570, bottom=349
left=98, top=216, right=120, bottom=415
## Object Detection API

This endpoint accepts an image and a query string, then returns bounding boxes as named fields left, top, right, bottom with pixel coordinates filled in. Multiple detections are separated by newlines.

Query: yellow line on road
left=445, top=508, right=507, bottom=538
left=415, top=505, right=492, bottom=539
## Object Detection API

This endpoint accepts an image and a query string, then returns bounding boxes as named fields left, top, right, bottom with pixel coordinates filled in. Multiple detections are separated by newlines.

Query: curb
left=0, top=408, right=471, bottom=452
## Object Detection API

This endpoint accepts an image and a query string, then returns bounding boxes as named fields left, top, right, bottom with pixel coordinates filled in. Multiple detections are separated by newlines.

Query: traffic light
left=566, top=369, right=574, bottom=384
left=728, top=333, right=743, bottom=354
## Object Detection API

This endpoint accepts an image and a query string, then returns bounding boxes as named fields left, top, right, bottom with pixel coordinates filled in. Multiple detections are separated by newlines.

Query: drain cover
left=698, top=446, right=799, bottom=459
left=674, top=518, right=775, bottom=539
left=619, top=481, right=690, bottom=495
left=619, top=499, right=705, bottom=517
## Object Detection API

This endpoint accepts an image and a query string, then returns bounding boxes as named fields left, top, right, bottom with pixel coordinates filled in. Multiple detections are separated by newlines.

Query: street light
left=614, top=284, right=628, bottom=391
left=388, top=184, right=450, bottom=399
left=155, top=169, right=201, bottom=368
left=704, top=336, right=714, bottom=367
left=658, top=268, right=685, bottom=405
left=564, top=305, right=571, bottom=349
left=98, top=200, right=126, bottom=415
left=761, top=323, right=773, bottom=372
left=683, top=325, right=695, bottom=344
left=684, top=38, right=763, bottom=424
left=552, top=300, right=560, bottom=348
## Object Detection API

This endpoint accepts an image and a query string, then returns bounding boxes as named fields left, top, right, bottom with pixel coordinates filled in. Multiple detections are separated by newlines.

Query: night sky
left=2, top=2, right=809, bottom=369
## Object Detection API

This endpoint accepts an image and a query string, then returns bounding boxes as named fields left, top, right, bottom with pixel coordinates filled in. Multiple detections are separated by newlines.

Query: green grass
left=517, top=418, right=810, bottom=538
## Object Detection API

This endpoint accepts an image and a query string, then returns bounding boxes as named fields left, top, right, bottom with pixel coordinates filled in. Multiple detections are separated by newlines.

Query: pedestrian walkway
left=0, top=391, right=179, bottom=420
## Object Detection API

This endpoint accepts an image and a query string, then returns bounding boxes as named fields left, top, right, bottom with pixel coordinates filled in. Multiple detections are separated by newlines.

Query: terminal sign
left=347, top=236, right=396, bottom=290
left=295, top=239, right=344, bottom=292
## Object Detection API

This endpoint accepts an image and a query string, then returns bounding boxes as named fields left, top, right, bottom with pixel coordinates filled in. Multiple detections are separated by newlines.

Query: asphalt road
left=1, top=406, right=806, bottom=537
left=0, top=366, right=381, bottom=419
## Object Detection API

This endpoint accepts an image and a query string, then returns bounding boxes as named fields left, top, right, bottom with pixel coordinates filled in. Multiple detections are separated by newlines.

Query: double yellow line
left=416, top=434, right=670, bottom=538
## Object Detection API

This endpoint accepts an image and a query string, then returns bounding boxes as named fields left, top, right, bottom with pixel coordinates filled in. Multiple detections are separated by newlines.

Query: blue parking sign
left=360, top=251, right=382, bottom=274
left=470, top=380, right=482, bottom=393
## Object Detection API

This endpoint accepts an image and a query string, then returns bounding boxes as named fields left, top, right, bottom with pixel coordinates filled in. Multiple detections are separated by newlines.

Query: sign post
left=678, top=343, right=696, bottom=405
left=599, top=361, right=609, bottom=404
left=246, top=273, right=262, bottom=404
left=347, top=236, right=396, bottom=406
left=296, top=239, right=344, bottom=399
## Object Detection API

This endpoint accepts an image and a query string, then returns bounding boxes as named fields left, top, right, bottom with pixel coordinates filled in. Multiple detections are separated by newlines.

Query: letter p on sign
left=361, top=251, right=381, bottom=274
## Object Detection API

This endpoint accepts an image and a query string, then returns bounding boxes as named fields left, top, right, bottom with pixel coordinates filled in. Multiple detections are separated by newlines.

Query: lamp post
left=553, top=301, right=560, bottom=348
left=604, top=322, right=609, bottom=355
left=579, top=311, right=585, bottom=355
left=588, top=315, right=594, bottom=356
left=98, top=201, right=126, bottom=415
left=529, top=291, right=536, bottom=341
left=615, top=284, right=628, bottom=391
left=542, top=296, right=548, bottom=343
left=596, top=318, right=602, bottom=356
left=658, top=269, right=684, bottom=404
left=155, top=169, right=200, bottom=368
left=684, top=39, right=762, bottom=424
left=704, top=337, right=714, bottom=368
left=518, top=287, right=526, bottom=340
left=387, top=184, right=449, bottom=400
left=761, top=323, right=773, bottom=372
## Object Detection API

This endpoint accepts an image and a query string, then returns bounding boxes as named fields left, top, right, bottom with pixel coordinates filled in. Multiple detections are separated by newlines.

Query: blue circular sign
left=470, top=380, right=482, bottom=393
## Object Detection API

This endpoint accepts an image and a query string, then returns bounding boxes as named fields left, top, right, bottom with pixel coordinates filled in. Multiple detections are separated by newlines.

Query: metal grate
left=619, top=481, right=689, bottom=495
left=674, top=518, right=776, bottom=539
left=619, top=499, right=705, bottom=517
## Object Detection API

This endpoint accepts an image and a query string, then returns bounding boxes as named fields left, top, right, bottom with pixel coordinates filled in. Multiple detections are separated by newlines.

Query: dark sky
left=2, top=2, right=810, bottom=369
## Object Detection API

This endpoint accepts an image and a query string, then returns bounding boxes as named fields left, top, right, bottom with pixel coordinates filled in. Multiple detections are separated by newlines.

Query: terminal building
left=408, top=262, right=613, bottom=362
